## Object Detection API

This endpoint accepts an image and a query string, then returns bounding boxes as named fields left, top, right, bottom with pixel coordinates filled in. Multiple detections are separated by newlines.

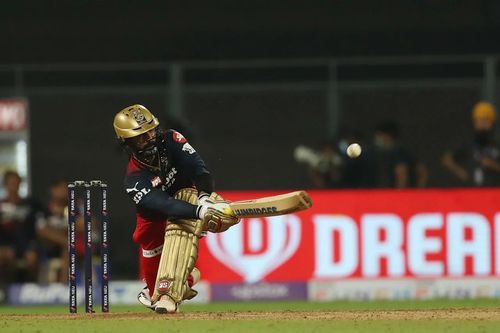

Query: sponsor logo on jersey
left=151, top=177, right=162, bottom=187
left=133, top=187, right=151, bottom=204
left=126, top=182, right=140, bottom=193
left=126, top=181, right=152, bottom=203
left=172, top=131, right=187, bottom=143
left=233, top=207, right=278, bottom=216
left=164, top=168, right=177, bottom=189
left=182, top=143, right=196, bottom=154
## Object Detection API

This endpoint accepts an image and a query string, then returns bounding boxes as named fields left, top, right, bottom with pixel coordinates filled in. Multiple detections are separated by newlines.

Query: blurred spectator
left=0, top=171, right=43, bottom=284
left=36, top=179, right=69, bottom=282
left=372, top=122, right=428, bottom=188
left=294, top=141, right=343, bottom=188
left=294, top=132, right=377, bottom=189
left=442, top=101, right=500, bottom=186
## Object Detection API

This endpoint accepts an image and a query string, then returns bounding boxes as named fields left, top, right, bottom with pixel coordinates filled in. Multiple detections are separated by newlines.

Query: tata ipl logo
left=206, top=215, right=302, bottom=282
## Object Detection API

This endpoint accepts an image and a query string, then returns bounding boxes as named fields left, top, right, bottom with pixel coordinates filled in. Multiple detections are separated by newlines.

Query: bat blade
left=228, top=191, right=312, bottom=218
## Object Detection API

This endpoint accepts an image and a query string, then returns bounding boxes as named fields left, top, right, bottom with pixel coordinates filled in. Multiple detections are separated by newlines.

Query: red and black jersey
left=123, top=129, right=213, bottom=222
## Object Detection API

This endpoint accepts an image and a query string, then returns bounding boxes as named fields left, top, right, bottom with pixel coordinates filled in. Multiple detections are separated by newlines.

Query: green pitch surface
left=1, top=300, right=500, bottom=333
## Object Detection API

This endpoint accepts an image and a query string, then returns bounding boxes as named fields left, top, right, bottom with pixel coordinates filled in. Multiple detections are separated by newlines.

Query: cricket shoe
left=139, top=268, right=201, bottom=312
left=137, top=286, right=155, bottom=311
left=154, top=268, right=202, bottom=313
left=155, top=294, right=178, bottom=314
left=138, top=287, right=178, bottom=313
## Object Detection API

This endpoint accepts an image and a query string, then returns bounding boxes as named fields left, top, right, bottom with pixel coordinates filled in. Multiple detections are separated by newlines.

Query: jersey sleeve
left=124, top=171, right=199, bottom=220
left=168, top=130, right=214, bottom=193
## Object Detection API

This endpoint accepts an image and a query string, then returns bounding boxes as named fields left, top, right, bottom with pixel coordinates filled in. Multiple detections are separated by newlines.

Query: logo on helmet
left=131, top=110, right=147, bottom=125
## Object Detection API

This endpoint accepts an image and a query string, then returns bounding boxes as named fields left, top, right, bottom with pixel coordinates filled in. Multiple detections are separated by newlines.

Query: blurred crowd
left=295, top=101, right=500, bottom=189
left=0, top=173, right=93, bottom=286
left=1, top=100, right=499, bottom=286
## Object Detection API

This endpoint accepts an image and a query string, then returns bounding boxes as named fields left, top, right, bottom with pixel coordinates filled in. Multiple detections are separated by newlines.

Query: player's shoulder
left=165, top=129, right=198, bottom=156
left=165, top=129, right=188, bottom=144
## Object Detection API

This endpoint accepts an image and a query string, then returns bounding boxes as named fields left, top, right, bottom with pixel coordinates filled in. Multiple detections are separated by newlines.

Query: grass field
left=1, top=299, right=500, bottom=333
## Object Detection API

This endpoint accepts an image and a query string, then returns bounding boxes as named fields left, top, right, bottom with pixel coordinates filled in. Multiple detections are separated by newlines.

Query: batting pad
left=152, top=188, right=203, bottom=303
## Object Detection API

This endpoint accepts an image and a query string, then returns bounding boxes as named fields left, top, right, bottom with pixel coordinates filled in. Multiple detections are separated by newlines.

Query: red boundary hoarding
left=0, top=99, right=27, bottom=131
left=197, top=189, right=500, bottom=283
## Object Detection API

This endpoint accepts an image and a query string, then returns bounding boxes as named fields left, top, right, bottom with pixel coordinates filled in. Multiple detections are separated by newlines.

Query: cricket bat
left=227, top=191, right=312, bottom=218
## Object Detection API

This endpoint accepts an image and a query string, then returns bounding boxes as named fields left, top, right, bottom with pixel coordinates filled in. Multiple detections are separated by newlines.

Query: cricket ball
left=346, top=143, right=362, bottom=158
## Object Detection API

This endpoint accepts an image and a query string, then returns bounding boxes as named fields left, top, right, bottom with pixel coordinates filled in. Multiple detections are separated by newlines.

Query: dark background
left=2, top=1, right=500, bottom=63
left=1, top=0, right=500, bottom=277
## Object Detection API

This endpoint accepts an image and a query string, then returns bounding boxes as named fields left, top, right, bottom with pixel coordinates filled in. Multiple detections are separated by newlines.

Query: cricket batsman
left=113, top=104, right=239, bottom=313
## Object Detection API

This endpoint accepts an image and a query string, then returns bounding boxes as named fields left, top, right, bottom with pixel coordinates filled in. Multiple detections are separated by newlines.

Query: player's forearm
left=194, top=172, right=214, bottom=194
left=139, top=191, right=199, bottom=220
